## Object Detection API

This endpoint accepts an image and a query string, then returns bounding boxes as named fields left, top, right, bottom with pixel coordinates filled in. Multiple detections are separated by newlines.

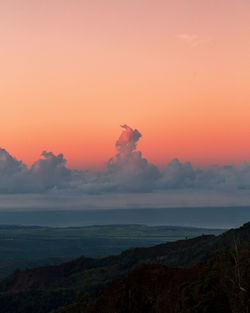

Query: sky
left=1, top=0, right=250, bottom=170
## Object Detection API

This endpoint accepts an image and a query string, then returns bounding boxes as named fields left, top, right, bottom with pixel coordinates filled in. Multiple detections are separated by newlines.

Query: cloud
left=30, top=151, right=71, bottom=191
left=157, top=159, right=250, bottom=192
left=0, top=148, right=26, bottom=176
left=0, top=148, right=28, bottom=193
left=157, top=159, right=195, bottom=189
left=115, top=124, right=142, bottom=155
left=105, top=125, right=160, bottom=192
left=0, top=149, right=71, bottom=193
left=177, top=33, right=212, bottom=47
left=1, top=125, right=250, bottom=198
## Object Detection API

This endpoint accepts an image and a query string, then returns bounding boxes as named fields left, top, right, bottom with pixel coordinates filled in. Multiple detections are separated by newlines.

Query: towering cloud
left=106, top=125, right=159, bottom=192
left=115, top=125, right=142, bottom=155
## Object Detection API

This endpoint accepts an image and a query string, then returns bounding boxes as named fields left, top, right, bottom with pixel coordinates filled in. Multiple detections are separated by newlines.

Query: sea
left=0, top=206, right=249, bottom=229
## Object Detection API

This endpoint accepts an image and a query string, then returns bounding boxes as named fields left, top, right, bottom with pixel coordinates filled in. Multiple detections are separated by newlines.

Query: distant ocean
left=0, top=207, right=249, bottom=229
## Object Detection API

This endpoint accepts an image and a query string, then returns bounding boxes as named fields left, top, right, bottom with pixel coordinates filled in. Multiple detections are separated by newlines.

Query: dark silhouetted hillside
left=62, top=244, right=250, bottom=313
left=89, top=264, right=203, bottom=313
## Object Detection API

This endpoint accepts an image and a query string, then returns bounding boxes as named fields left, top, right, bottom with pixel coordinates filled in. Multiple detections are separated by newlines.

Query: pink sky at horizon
left=1, top=0, right=250, bottom=169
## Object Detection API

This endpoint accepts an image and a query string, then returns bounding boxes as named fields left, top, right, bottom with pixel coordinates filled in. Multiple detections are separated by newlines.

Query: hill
left=84, top=243, right=250, bottom=313
left=0, top=222, right=250, bottom=313
left=0, top=224, right=223, bottom=279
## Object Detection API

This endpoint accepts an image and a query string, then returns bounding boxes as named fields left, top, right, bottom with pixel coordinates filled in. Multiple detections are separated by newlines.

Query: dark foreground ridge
left=89, top=264, right=204, bottom=313
left=1, top=222, right=250, bottom=313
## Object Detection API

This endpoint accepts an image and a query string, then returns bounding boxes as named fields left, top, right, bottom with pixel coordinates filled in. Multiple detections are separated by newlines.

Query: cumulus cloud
left=0, top=148, right=26, bottom=175
left=1, top=125, right=250, bottom=197
left=157, top=159, right=250, bottom=192
left=105, top=125, right=160, bottom=192
left=30, top=151, right=71, bottom=191
left=157, top=159, right=195, bottom=189
left=0, top=148, right=28, bottom=193
left=0, top=149, right=71, bottom=193
left=115, top=124, right=142, bottom=155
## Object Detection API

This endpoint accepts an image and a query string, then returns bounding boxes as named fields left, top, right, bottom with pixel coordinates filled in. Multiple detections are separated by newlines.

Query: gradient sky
left=1, top=0, right=250, bottom=169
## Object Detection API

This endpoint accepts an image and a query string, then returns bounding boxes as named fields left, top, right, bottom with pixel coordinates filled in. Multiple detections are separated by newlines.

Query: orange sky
left=1, top=0, right=250, bottom=169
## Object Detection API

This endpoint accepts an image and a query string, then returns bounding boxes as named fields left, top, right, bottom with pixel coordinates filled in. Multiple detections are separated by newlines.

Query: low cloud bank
left=1, top=125, right=250, bottom=194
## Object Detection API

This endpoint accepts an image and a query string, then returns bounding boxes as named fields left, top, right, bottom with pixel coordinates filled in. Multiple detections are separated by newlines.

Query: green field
left=0, top=224, right=225, bottom=279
